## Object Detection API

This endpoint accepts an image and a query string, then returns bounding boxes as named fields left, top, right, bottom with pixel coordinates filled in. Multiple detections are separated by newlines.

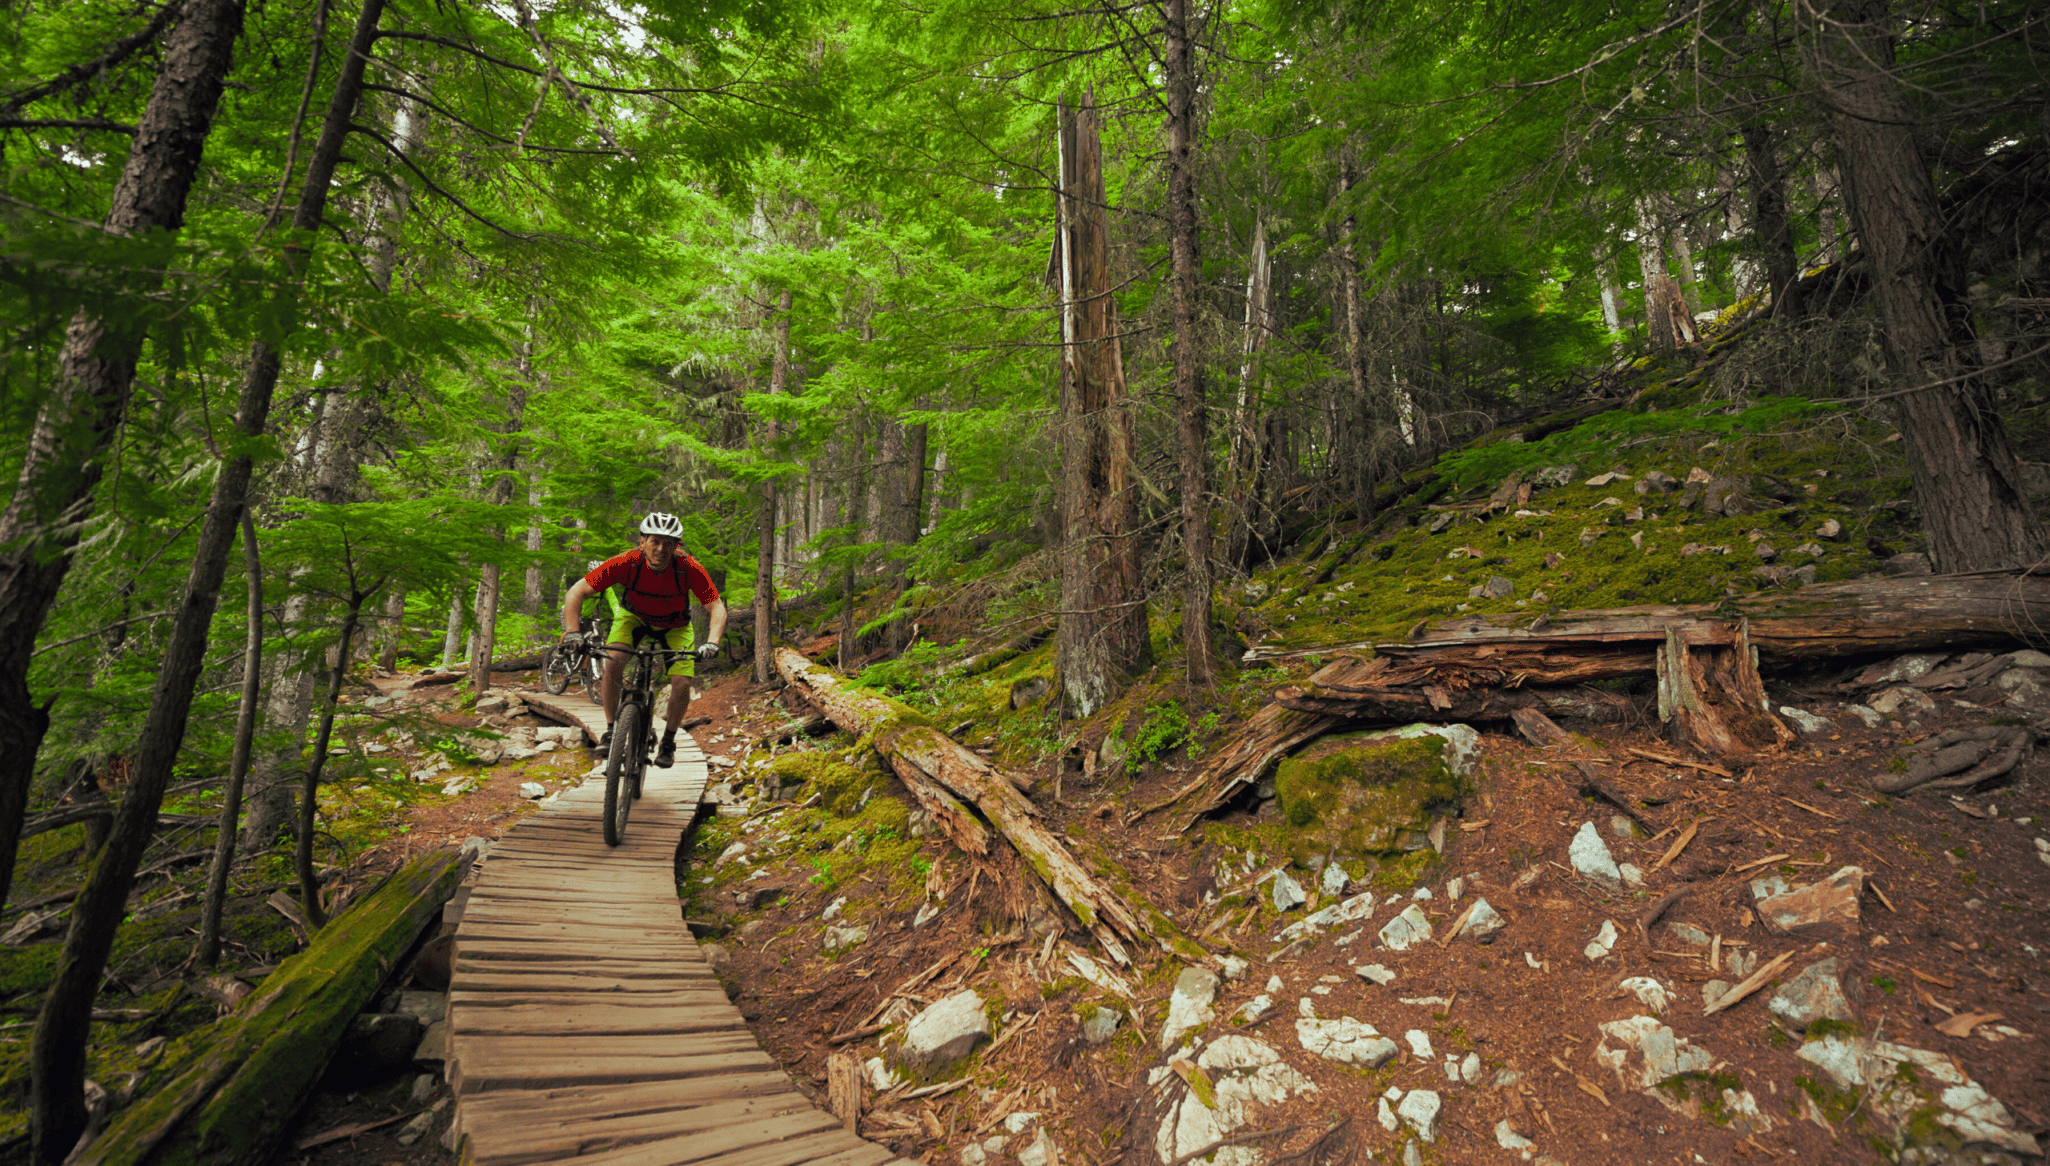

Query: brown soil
left=280, top=661, right=2050, bottom=1166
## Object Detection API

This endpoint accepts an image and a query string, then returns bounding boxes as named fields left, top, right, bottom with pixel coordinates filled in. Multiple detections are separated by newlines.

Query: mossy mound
left=1272, top=731, right=1469, bottom=866
left=766, top=752, right=879, bottom=816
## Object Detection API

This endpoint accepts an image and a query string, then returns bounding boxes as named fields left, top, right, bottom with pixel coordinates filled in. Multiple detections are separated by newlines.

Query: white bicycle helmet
left=639, top=512, right=684, bottom=538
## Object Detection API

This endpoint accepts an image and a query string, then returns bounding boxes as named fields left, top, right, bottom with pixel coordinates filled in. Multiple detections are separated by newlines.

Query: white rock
left=1355, top=723, right=1483, bottom=776
left=1005, top=1112, right=1040, bottom=1134
left=1568, top=822, right=1622, bottom=890
left=1405, top=1030, right=1433, bottom=1058
left=1495, top=1121, right=1536, bottom=1160
left=2009, top=649, right=2050, bottom=669
left=1296, top=1016, right=1399, bottom=1066
left=1583, top=919, right=1619, bottom=961
left=1442, top=1056, right=1461, bottom=1082
left=1619, top=976, right=1670, bottom=1013
left=1378, top=905, right=1432, bottom=951
left=1459, top=899, right=1506, bottom=941
left=1266, top=975, right=1283, bottom=992
left=1016, top=1129, right=1057, bottom=1166
left=439, top=776, right=477, bottom=797
left=1845, top=704, right=1884, bottom=727
left=822, top=896, right=848, bottom=922
left=1218, top=955, right=1249, bottom=981
left=1778, top=706, right=1834, bottom=734
left=1278, top=891, right=1377, bottom=942
left=896, top=990, right=989, bottom=1076
left=1412, top=886, right=1432, bottom=900
left=516, top=782, right=545, bottom=799
left=1155, top=1035, right=1317, bottom=1166
left=823, top=924, right=868, bottom=952
left=865, top=1056, right=899, bottom=1091
left=1461, top=1052, right=1481, bottom=1083
left=1378, top=1095, right=1400, bottom=1132
left=1159, top=966, right=1220, bottom=1052
left=1396, top=1090, right=1441, bottom=1142
left=1868, top=685, right=1936, bottom=716
left=1271, top=870, right=1306, bottom=912
left=1320, top=864, right=1349, bottom=896
left=1356, top=964, right=1397, bottom=986
left=1796, top=1035, right=2037, bottom=1155
left=960, top=1145, right=987, bottom=1166
left=1445, top=877, right=1464, bottom=901
left=1236, top=995, right=1273, bottom=1023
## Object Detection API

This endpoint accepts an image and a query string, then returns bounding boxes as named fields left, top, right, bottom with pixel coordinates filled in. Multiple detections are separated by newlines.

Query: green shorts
left=607, top=612, right=696, bottom=678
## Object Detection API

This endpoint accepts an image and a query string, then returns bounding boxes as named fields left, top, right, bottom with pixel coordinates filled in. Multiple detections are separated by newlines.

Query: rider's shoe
left=596, top=727, right=613, bottom=751
left=654, top=738, right=676, bottom=768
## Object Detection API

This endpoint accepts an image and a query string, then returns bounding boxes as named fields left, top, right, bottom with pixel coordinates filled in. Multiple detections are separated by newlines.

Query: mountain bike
left=600, top=628, right=688, bottom=847
left=542, top=619, right=610, bottom=698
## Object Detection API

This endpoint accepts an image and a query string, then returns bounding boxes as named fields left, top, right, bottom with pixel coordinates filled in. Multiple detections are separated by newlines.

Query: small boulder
left=1159, top=966, right=1220, bottom=1051
left=895, top=990, right=990, bottom=1078
left=1079, top=1005, right=1123, bottom=1044
left=1868, top=685, right=1936, bottom=716
left=1296, top=1015, right=1399, bottom=1066
left=1755, top=866, right=1865, bottom=939
left=823, top=924, right=870, bottom=952
left=1378, top=904, right=1432, bottom=951
left=1009, top=676, right=1051, bottom=710
left=1619, top=976, right=1671, bottom=1014
left=1702, top=477, right=1749, bottom=517
left=1535, top=466, right=1576, bottom=487
left=516, top=782, right=546, bottom=799
left=1995, top=668, right=2050, bottom=713
left=1816, top=518, right=1842, bottom=540
left=1768, top=957, right=1856, bottom=1030
left=1396, top=1090, right=1441, bottom=1143
left=1270, top=871, right=1306, bottom=912
left=1356, top=964, right=1397, bottom=986
left=1585, top=471, right=1632, bottom=487
left=1458, top=899, right=1505, bottom=941
left=1270, top=726, right=1479, bottom=867
left=1568, top=821, right=1622, bottom=891
left=1777, top=707, right=1834, bottom=735
left=1320, top=864, right=1350, bottom=896
left=1481, top=576, right=1515, bottom=599
left=1583, top=919, right=1619, bottom=961
left=1634, top=471, right=1678, bottom=495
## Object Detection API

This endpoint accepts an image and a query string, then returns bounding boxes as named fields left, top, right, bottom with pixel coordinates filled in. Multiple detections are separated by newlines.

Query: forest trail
left=440, top=729, right=900, bottom=1166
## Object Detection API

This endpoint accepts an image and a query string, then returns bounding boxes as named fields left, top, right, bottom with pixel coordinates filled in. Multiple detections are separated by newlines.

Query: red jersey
left=584, top=550, right=719, bottom=629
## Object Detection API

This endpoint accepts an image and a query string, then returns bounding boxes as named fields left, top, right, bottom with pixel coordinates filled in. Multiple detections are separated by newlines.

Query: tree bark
left=1738, top=117, right=1799, bottom=313
left=1634, top=199, right=1695, bottom=348
left=1165, top=0, right=1215, bottom=687
left=32, top=2, right=384, bottom=1153
left=1054, top=92, right=1149, bottom=717
left=755, top=289, right=793, bottom=684
left=298, top=596, right=369, bottom=928
left=0, top=0, right=246, bottom=937
left=195, top=511, right=264, bottom=969
left=1225, top=215, right=1275, bottom=570
left=775, top=648, right=1192, bottom=965
left=1801, top=0, right=2049, bottom=573
left=470, top=307, right=533, bottom=696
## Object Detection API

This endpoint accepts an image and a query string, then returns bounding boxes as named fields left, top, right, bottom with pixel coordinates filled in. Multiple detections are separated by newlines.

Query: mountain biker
left=558, top=513, right=727, bottom=768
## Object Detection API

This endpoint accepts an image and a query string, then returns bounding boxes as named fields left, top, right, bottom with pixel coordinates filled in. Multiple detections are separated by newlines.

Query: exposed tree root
left=1870, top=726, right=2038, bottom=794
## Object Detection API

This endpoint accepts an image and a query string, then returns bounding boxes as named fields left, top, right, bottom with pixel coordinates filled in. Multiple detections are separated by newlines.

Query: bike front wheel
left=579, top=649, right=604, bottom=700
left=603, top=702, right=642, bottom=846
left=541, top=646, right=575, bottom=695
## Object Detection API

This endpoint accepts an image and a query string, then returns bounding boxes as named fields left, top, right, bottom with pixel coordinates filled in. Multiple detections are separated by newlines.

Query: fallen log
left=78, top=850, right=466, bottom=1166
left=775, top=647, right=1192, bottom=966
left=1172, top=569, right=2050, bottom=826
left=948, top=622, right=1055, bottom=678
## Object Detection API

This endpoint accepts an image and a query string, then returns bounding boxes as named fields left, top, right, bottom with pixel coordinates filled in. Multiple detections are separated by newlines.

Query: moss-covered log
left=774, top=647, right=1192, bottom=966
left=1176, top=569, right=2050, bottom=825
left=77, top=850, right=465, bottom=1166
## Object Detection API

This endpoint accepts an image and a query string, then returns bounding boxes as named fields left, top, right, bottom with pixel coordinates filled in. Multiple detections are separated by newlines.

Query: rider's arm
left=561, top=578, right=597, bottom=637
left=703, top=596, right=728, bottom=647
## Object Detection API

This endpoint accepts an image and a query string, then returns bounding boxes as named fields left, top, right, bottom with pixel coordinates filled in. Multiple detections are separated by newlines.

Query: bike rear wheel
left=541, top=645, right=575, bottom=695
left=603, top=702, right=642, bottom=846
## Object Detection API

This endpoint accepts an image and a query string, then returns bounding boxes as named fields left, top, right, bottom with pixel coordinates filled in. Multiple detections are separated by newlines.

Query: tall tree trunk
left=1054, top=92, right=1149, bottom=717
left=297, top=596, right=365, bottom=928
left=522, top=478, right=545, bottom=619
left=753, top=290, right=793, bottom=684
left=1335, top=155, right=1380, bottom=521
left=440, top=581, right=465, bottom=668
left=1634, top=199, right=1695, bottom=348
left=887, top=420, right=929, bottom=655
left=1802, top=0, right=2050, bottom=572
left=377, top=584, right=405, bottom=671
left=195, top=511, right=263, bottom=969
left=0, top=0, right=246, bottom=932
left=1814, top=166, right=1844, bottom=262
left=31, top=2, right=385, bottom=1155
left=1165, top=0, right=1214, bottom=685
left=1225, top=216, right=1273, bottom=570
left=470, top=320, right=533, bottom=695
left=1738, top=116, right=1799, bottom=311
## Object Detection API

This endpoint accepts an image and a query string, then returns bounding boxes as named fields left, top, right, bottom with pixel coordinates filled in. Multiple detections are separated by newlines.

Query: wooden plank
left=451, top=1045, right=780, bottom=1092
left=466, top=1097, right=839, bottom=1166
left=454, top=1072, right=800, bottom=1124
left=516, top=1125, right=892, bottom=1166
left=451, top=1003, right=745, bottom=1036
left=451, top=990, right=732, bottom=1011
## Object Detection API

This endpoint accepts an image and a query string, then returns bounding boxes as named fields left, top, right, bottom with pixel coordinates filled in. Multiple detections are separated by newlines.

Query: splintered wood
left=446, top=734, right=919, bottom=1166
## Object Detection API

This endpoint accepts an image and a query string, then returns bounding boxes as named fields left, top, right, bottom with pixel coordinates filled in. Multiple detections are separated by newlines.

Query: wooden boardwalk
left=448, top=690, right=912, bottom=1166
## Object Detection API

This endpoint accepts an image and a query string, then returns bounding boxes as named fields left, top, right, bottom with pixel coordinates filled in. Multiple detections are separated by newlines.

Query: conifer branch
left=0, top=0, right=182, bottom=114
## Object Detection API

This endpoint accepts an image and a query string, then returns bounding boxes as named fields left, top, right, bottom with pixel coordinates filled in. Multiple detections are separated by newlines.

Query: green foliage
left=1436, top=398, right=1841, bottom=493
left=1130, top=702, right=1191, bottom=766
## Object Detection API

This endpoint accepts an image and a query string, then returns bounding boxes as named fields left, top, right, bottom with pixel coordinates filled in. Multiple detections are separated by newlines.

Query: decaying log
left=776, top=648, right=1186, bottom=966
left=948, top=622, right=1056, bottom=677
left=1176, top=570, right=2050, bottom=828
left=79, top=850, right=465, bottom=1166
